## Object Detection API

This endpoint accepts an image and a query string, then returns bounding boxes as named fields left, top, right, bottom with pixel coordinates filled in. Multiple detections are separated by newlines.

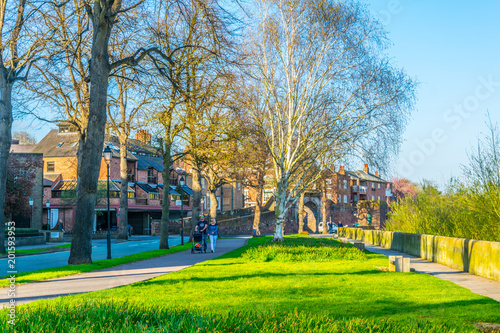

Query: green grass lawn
left=2, top=235, right=499, bottom=332
left=14, top=243, right=71, bottom=255
left=0, top=243, right=192, bottom=287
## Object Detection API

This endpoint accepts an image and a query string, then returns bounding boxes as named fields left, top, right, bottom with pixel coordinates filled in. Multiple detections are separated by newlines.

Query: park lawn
left=15, top=244, right=71, bottom=255
left=0, top=243, right=192, bottom=287
left=2, top=235, right=499, bottom=332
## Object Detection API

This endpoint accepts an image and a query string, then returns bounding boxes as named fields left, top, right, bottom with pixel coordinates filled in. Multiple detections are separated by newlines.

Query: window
left=237, top=182, right=241, bottom=191
left=354, top=195, right=357, bottom=202
left=372, top=182, right=375, bottom=189
left=372, top=195, right=375, bottom=200
left=343, top=195, right=347, bottom=203
left=378, top=196, right=380, bottom=201
left=338, top=180, right=341, bottom=189
left=56, top=142, right=64, bottom=148
left=244, top=189, right=249, bottom=202
left=201, top=178, right=205, bottom=189
left=343, top=180, right=347, bottom=190
left=128, top=192, right=135, bottom=199
left=47, top=162, right=55, bottom=172
left=337, top=194, right=341, bottom=202
left=326, top=193, right=332, bottom=199
left=378, top=183, right=381, bottom=189
left=149, top=193, right=160, bottom=200
left=325, top=179, right=332, bottom=189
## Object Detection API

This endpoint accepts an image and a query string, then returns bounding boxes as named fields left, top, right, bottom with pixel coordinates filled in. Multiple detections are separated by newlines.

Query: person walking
left=195, top=216, right=208, bottom=251
left=207, top=218, right=219, bottom=253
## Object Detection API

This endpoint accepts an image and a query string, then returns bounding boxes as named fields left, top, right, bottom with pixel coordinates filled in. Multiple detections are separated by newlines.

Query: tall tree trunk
left=159, top=139, right=172, bottom=249
left=273, top=181, right=287, bottom=242
left=321, top=182, right=328, bottom=234
left=252, top=186, right=263, bottom=235
left=298, top=191, right=305, bottom=233
left=209, top=189, right=218, bottom=220
left=117, top=133, right=128, bottom=240
left=69, top=16, right=112, bottom=265
left=0, top=81, right=13, bottom=254
left=191, top=165, right=202, bottom=223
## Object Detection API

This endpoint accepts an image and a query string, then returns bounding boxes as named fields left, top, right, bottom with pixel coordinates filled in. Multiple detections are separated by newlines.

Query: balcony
left=353, top=185, right=367, bottom=193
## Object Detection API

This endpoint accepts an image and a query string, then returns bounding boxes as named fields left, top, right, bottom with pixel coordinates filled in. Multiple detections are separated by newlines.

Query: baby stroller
left=191, top=232, right=207, bottom=254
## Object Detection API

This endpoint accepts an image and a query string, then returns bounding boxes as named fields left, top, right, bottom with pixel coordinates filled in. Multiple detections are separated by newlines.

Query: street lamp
left=179, top=176, right=185, bottom=245
left=103, top=145, right=113, bottom=259
left=46, top=200, right=50, bottom=230
left=29, top=197, right=33, bottom=228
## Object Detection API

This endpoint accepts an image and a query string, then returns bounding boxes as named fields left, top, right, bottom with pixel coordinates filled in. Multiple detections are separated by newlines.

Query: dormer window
left=56, top=142, right=64, bottom=148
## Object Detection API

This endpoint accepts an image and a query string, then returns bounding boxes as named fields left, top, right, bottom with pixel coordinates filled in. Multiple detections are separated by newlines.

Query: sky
left=13, top=0, right=500, bottom=187
left=367, top=1, right=500, bottom=186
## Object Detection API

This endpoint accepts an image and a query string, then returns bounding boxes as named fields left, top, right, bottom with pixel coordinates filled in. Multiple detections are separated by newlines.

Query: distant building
left=31, top=125, right=191, bottom=234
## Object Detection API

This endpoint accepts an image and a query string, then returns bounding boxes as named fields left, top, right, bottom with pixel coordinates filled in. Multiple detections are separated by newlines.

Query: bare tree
left=12, top=131, right=36, bottom=144
left=0, top=0, right=56, bottom=252
left=244, top=0, right=416, bottom=241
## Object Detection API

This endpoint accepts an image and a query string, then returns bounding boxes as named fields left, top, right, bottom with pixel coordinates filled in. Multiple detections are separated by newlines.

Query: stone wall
left=154, top=211, right=299, bottom=236
left=338, top=228, right=500, bottom=283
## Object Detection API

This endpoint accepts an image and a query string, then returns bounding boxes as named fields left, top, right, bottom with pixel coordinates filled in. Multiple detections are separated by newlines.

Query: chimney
left=363, top=163, right=369, bottom=174
left=375, top=171, right=379, bottom=177
left=339, top=165, right=345, bottom=175
left=135, top=129, right=151, bottom=144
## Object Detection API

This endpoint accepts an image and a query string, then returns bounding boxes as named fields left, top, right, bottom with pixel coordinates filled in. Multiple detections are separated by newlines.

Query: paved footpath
left=330, top=235, right=500, bottom=302
left=0, top=237, right=248, bottom=307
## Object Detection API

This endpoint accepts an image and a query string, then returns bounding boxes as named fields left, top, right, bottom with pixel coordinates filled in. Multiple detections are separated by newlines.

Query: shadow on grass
left=137, top=269, right=385, bottom=287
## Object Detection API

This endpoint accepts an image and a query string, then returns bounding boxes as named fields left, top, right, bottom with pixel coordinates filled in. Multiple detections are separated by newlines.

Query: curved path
left=0, top=237, right=248, bottom=307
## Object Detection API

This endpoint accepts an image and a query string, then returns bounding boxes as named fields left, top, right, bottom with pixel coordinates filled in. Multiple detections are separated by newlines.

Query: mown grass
left=0, top=243, right=192, bottom=287
left=14, top=243, right=71, bottom=255
left=2, top=235, right=499, bottom=332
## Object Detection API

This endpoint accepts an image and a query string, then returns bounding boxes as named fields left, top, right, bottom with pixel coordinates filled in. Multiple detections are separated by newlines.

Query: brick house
left=287, top=163, right=392, bottom=231
left=32, top=124, right=193, bottom=234
left=5, top=144, right=44, bottom=229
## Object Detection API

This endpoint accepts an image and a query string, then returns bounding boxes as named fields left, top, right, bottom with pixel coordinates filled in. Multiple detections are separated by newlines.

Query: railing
left=352, top=185, right=358, bottom=191
left=358, top=186, right=367, bottom=193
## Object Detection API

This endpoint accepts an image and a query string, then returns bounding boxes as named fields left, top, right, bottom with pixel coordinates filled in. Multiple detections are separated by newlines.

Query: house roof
left=135, top=155, right=164, bottom=171
left=53, top=180, right=134, bottom=192
left=136, top=182, right=160, bottom=193
left=158, top=184, right=181, bottom=196
left=10, top=144, right=36, bottom=153
left=32, top=129, right=154, bottom=160
left=32, top=129, right=80, bottom=157
left=346, top=170, right=386, bottom=183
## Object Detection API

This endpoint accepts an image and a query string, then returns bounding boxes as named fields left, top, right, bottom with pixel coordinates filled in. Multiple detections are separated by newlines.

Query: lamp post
left=29, top=197, right=33, bottom=228
left=46, top=200, right=50, bottom=230
left=103, top=145, right=113, bottom=259
left=179, top=176, right=185, bottom=245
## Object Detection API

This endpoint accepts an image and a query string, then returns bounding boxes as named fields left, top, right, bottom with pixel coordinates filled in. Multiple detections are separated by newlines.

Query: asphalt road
left=0, top=236, right=189, bottom=276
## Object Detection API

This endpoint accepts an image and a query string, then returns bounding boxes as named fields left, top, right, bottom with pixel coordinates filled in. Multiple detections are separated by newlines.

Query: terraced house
left=298, top=164, right=393, bottom=232
left=31, top=125, right=193, bottom=235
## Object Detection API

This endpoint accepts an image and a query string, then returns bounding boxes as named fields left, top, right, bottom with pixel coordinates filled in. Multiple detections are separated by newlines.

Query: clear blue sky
left=367, top=0, right=500, bottom=185
left=13, top=1, right=500, bottom=186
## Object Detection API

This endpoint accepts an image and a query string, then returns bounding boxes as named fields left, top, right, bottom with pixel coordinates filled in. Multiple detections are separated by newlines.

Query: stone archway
left=304, top=201, right=319, bottom=233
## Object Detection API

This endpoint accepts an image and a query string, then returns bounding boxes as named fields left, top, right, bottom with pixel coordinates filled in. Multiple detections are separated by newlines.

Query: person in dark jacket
left=207, top=218, right=219, bottom=253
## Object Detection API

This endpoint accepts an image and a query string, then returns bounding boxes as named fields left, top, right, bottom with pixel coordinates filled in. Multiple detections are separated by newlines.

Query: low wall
left=155, top=211, right=297, bottom=236
left=338, top=228, right=500, bottom=282
left=4, top=235, right=45, bottom=247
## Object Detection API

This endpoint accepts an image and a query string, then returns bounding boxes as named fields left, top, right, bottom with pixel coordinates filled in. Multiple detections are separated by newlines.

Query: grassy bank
left=2, top=236, right=499, bottom=332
